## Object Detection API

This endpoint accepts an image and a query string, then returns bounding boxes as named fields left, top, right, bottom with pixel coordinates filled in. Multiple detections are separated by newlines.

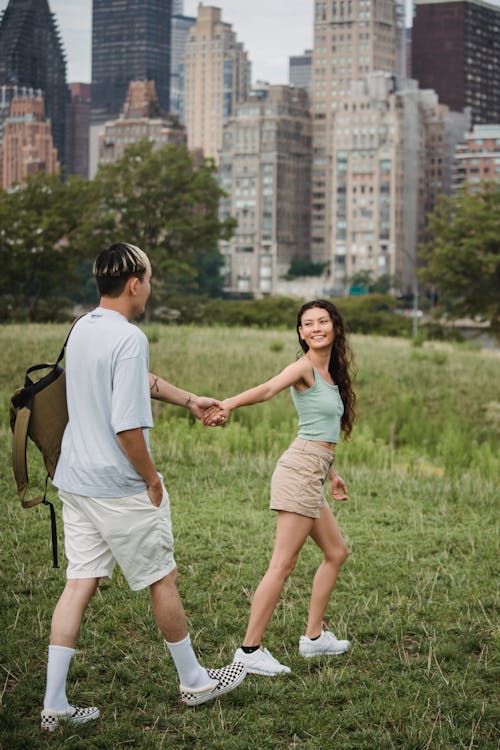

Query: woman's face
left=298, top=307, right=334, bottom=350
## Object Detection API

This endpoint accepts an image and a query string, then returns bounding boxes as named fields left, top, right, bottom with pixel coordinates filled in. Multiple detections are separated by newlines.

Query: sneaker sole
left=300, top=645, right=350, bottom=657
left=41, top=707, right=100, bottom=731
left=245, top=665, right=291, bottom=676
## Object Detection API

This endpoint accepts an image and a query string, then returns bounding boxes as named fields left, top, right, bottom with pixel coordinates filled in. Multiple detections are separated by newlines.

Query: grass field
left=0, top=324, right=498, bottom=749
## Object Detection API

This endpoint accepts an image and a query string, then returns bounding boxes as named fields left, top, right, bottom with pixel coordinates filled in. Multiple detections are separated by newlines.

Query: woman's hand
left=189, top=396, right=226, bottom=424
left=330, top=473, right=349, bottom=501
left=202, top=401, right=230, bottom=426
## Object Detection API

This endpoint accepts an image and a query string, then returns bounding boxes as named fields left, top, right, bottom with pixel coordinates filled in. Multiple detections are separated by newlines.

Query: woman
left=204, top=300, right=356, bottom=675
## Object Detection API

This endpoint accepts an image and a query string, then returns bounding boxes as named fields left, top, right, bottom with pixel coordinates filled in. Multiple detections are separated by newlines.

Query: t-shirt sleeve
left=111, top=331, right=153, bottom=434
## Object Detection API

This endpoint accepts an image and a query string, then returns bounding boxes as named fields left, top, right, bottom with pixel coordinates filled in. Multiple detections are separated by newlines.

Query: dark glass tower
left=412, top=0, right=500, bottom=126
left=0, top=0, right=68, bottom=165
left=91, top=0, right=172, bottom=123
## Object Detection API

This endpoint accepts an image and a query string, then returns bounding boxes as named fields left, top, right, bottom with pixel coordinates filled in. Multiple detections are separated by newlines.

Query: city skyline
left=0, top=0, right=436, bottom=87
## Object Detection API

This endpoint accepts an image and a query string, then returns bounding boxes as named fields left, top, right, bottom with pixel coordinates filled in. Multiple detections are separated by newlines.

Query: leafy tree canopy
left=0, top=141, right=235, bottom=320
left=75, top=141, right=235, bottom=304
left=419, top=185, right=500, bottom=338
left=0, top=172, right=96, bottom=319
left=285, top=257, right=326, bottom=279
left=348, top=271, right=395, bottom=295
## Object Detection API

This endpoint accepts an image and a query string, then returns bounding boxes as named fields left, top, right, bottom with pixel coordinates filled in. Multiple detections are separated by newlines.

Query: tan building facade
left=98, top=81, right=186, bottom=166
left=182, top=4, right=250, bottom=162
left=310, top=0, right=466, bottom=295
left=218, top=85, right=311, bottom=295
left=454, top=124, right=500, bottom=189
left=0, top=95, right=59, bottom=190
left=311, top=0, right=402, bottom=263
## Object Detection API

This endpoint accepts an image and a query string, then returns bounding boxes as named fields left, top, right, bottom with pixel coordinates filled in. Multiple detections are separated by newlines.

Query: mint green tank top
left=290, top=366, right=344, bottom=443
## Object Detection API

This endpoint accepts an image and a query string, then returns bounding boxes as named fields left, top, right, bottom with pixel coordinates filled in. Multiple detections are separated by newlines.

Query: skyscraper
left=453, top=123, right=500, bottom=189
left=219, top=85, right=311, bottom=295
left=170, top=11, right=196, bottom=119
left=310, top=0, right=466, bottom=295
left=98, top=80, right=186, bottom=166
left=0, top=0, right=68, bottom=166
left=412, top=0, right=500, bottom=126
left=289, top=50, right=312, bottom=93
left=310, top=0, right=403, bottom=266
left=0, top=94, right=60, bottom=189
left=91, top=0, right=172, bottom=123
left=182, top=4, right=250, bottom=162
left=68, top=83, right=90, bottom=178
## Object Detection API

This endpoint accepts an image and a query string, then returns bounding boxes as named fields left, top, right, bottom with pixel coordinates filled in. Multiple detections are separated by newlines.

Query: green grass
left=0, top=324, right=498, bottom=749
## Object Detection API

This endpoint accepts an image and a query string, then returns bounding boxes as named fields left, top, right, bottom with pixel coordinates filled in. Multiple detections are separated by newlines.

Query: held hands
left=330, top=473, right=349, bottom=501
left=202, top=400, right=231, bottom=427
left=189, top=396, right=228, bottom=426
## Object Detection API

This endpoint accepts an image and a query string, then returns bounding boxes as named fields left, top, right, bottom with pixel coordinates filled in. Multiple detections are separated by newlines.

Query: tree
left=76, top=141, right=236, bottom=304
left=348, top=271, right=395, bottom=295
left=0, top=172, right=97, bottom=320
left=419, top=185, right=500, bottom=339
left=285, top=257, right=326, bottom=279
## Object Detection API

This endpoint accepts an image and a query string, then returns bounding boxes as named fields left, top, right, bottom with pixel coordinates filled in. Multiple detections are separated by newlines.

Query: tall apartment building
left=0, top=94, right=59, bottom=189
left=92, top=0, right=172, bottom=122
left=289, top=50, right=313, bottom=93
left=68, top=83, right=90, bottom=178
left=0, top=0, right=68, bottom=166
left=310, top=0, right=465, bottom=295
left=170, top=12, right=196, bottom=119
left=98, top=81, right=186, bottom=166
left=412, top=0, right=500, bottom=125
left=90, top=0, right=173, bottom=176
left=454, top=123, right=500, bottom=188
left=310, top=0, right=403, bottom=265
left=182, top=4, right=250, bottom=162
left=218, top=85, right=311, bottom=295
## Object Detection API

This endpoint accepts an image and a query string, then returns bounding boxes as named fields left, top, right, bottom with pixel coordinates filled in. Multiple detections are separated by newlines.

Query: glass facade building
left=0, top=0, right=68, bottom=165
left=91, top=0, right=172, bottom=123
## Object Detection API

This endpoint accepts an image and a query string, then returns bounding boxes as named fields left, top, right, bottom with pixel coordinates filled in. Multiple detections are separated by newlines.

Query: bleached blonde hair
left=93, top=243, right=151, bottom=297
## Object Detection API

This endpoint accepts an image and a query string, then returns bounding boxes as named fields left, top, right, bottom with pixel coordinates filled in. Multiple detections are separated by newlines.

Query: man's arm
left=148, top=373, right=225, bottom=422
left=117, top=427, right=163, bottom=506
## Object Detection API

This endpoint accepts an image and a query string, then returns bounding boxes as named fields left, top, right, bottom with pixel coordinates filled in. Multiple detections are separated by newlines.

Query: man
left=41, top=243, right=245, bottom=732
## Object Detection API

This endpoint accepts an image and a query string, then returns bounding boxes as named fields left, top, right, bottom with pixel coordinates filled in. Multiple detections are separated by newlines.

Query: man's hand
left=330, top=473, right=349, bottom=501
left=117, top=428, right=163, bottom=506
left=189, top=396, right=227, bottom=425
left=147, top=477, right=163, bottom=507
left=202, top=402, right=230, bottom=426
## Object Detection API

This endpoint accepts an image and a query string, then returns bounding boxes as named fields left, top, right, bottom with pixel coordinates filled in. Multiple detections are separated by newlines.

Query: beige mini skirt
left=270, top=438, right=335, bottom=519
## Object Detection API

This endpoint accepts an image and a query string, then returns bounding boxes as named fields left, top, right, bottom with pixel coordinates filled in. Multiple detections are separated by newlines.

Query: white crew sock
left=165, top=634, right=217, bottom=691
left=43, top=644, right=75, bottom=712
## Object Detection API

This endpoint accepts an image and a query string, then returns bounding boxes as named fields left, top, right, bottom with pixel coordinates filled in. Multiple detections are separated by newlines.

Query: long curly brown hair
left=296, top=300, right=356, bottom=439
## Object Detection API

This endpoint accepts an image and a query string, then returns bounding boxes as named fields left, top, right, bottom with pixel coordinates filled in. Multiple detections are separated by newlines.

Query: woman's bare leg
left=243, top=511, right=313, bottom=646
left=305, top=503, right=348, bottom=638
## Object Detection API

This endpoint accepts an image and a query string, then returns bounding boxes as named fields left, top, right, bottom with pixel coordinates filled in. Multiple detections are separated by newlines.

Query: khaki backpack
left=10, top=316, right=84, bottom=567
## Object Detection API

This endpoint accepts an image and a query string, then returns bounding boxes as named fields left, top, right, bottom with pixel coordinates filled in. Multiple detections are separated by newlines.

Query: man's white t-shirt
left=53, top=307, right=154, bottom=498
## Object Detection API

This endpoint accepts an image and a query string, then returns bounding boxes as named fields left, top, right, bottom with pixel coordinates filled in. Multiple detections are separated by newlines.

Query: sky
left=1, top=0, right=499, bottom=85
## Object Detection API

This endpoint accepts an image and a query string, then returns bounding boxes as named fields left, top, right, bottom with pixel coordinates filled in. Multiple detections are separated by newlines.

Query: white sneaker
left=299, top=630, right=350, bottom=658
left=233, top=646, right=291, bottom=676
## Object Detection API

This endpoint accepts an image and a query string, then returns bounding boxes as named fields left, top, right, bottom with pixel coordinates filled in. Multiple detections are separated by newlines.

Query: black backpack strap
left=42, top=475, right=59, bottom=568
left=55, top=313, right=87, bottom=366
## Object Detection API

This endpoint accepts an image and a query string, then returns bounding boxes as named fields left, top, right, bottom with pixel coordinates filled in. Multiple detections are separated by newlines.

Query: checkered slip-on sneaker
left=180, top=661, right=247, bottom=706
left=41, top=705, right=100, bottom=731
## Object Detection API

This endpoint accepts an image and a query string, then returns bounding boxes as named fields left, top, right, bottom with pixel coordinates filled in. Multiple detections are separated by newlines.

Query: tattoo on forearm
left=150, top=376, right=160, bottom=394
